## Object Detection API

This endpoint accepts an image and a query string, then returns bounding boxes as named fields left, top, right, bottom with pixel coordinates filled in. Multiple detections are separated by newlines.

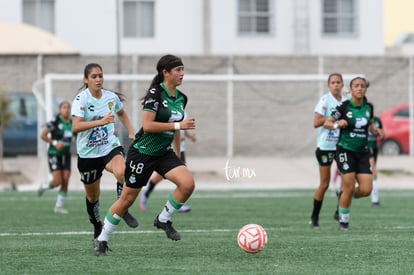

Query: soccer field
left=1, top=189, right=413, bottom=274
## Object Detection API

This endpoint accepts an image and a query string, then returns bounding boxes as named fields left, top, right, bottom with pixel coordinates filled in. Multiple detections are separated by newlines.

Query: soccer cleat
left=154, top=215, right=181, bottom=241
left=54, top=207, right=68, bottom=214
left=37, top=186, right=46, bottom=197
left=333, top=210, right=339, bottom=221
left=139, top=192, right=148, bottom=212
left=177, top=204, right=192, bottom=213
left=334, top=190, right=342, bottom=221
left=94, top=220, right=103, bottom=239
left=309, top=217, right=320, bottom=229
left=338, top=222, right=350, bottom=231
left=123, top=211, right=139, bottom=228
left=372, top=202, right=381, bottom=208
left=93, top=239, right=109, bottom=256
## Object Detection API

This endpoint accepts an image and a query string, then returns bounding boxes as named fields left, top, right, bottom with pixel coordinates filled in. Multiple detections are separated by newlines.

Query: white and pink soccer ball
left=237, top=224, right=267, bottom=254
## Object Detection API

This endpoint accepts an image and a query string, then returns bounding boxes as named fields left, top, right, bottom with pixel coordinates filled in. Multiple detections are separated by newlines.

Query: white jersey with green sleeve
left=71, top=88, right=123, bottom=158
left=314, top=92, right=347, bottom=150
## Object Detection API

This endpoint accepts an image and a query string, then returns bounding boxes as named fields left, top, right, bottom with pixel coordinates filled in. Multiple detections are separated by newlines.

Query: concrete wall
left=0, top=54, right=410, bottom=157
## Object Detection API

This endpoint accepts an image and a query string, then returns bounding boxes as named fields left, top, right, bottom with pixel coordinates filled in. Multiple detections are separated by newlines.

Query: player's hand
left=180, top=118, right=196, bottom=130
left=55, top=142, right=64, bottom=151
left=374, top=128, right=384, bottom=138
left=101, top=112, right=115, bottom=125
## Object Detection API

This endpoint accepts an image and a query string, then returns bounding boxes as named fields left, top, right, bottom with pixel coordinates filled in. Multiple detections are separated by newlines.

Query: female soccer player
left=94, top=54, right=196, bottom=256
left=324, top=77, right=383, bottom=230
left=71, top=63, right=138, bottom=241
left=139, top=111, right=196, bottom=213
left=38, top=101, right=73, bottom=214
left=309, top=73, right=347, bottom=229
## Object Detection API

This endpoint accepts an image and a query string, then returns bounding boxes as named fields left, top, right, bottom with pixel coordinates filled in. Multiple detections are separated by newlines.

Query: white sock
left=158, top=200, right=179, bottom=222
left=42, top=181, right=50, bottom=190
left=97, top=214, right=121, bottom=242
left=55, top=192, right=66, bottom=208
left=371, top=178, right=379, bottom=203
left=339, top=213, right=350, bottom=223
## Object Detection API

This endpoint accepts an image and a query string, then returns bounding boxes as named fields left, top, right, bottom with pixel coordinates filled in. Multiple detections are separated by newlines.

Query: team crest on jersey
left=365, top=110, right=370, bottom=117
left=321, top=155, right=328, bottom=163
left=108, top=102, right=114, bottom=112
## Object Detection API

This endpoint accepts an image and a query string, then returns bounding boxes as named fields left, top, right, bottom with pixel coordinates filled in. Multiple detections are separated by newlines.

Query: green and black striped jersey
left=46, top=114, right=73, bottom=156
left=133, top=83, right=187, bottom=156
left=332, top=100, right=374, bottom=152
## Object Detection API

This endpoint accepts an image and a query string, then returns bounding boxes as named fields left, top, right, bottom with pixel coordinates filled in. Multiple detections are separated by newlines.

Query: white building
left=0, top=0, right=384, bottom=56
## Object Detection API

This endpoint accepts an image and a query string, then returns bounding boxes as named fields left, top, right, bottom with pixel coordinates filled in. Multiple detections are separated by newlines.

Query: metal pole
left=116, top=0, right=122, bottom=91
left=409, top=57, right=414, bottom=157
left=131, top=55, right=140, bottom=131
left=318, top=55, right=324, bottom=97
left=227, top=56, right=234, bottom=158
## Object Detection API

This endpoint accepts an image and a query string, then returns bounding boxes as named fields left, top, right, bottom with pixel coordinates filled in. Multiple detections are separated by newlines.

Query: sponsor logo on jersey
left=87, top=127, right=109, bottom=147
left=355, top=117, right=368, bottom=128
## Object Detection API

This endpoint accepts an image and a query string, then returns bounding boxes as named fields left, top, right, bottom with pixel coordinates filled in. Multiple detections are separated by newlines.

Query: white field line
left=2, top=225, right=414, bottom=238
left=0, top=228, right=241, bottom=237
left=2, top=190, right=414, bottom=202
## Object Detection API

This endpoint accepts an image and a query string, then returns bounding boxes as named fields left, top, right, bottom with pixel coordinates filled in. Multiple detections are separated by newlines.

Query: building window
left=322, top=0, right=356, bottom=35
left=23, top=0, right=55, bottom=33
left=123, top=0, right=155, bottom=38
left=238, top=0, right=272, bottom=35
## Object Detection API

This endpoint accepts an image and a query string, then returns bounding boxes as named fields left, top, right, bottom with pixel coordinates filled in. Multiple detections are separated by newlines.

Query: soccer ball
left=237, top=224, right=267, bottom=254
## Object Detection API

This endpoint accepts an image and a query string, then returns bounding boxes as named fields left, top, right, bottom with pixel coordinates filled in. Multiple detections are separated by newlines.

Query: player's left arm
left=369, top=120, right=384, bottom=137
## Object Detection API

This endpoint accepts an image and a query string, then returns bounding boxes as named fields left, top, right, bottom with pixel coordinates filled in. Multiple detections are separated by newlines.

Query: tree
left=0, top=92, right=13, bottom=172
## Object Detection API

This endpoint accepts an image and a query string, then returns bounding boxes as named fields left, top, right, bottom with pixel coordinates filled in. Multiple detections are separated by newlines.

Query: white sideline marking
left=2, top=225, right=414, bottom=237
left=0, top=228, right=236, bottom=237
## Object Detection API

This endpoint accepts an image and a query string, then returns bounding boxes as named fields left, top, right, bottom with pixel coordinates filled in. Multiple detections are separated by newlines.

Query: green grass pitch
left=1, top=189, right=413, bottom=274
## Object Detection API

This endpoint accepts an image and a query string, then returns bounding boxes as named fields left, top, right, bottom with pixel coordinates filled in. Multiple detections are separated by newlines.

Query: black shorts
left=48, top=153, right=71, bottom=172
left=368, top=147, right=378, bottom=163
left=180, top=151, right=186, bottom=164
left=335, top=146, right=371, bottom=175
left=315, top=148, right=336, bottom=166
left=124, top=148, right=185, bottom=189
left=77, top=146, right=124, bottom=184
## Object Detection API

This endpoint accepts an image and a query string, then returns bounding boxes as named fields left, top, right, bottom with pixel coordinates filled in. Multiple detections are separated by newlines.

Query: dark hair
left=327, top=73, right=343, bottom=84
left=59, top=100, right=71, bottom=109
left=78, top=63, right=103, bottom=91
left=78, top=63, right=125, bottom=101
left=148, top=54, right=183, bottom=90
left=141, top=55, right=183, bottom=105
left=350, top=76, right=370, bottom=88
